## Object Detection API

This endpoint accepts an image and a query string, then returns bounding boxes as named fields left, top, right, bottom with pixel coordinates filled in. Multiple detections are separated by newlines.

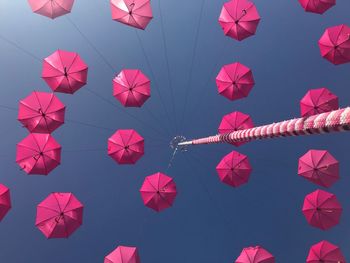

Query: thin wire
left=0, top=104, right=17, bottom=111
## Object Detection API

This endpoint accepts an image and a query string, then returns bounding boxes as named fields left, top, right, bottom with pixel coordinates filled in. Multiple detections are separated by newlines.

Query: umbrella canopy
left=300, top=88, right=339, bottom=117
left=110, top=0, right=153, bottom=30
left=218, top=0, right=261, bottom=41
left=113, top=69, right=151, bottom=107
left=216, top=151, right=252, bottom=187
left=216, top=62, right=255, bottom=101
left=235, top=246, right=275, bottom=263
left=302, top=189, right=342, bottom=230
left=218, top=111, right=254, bottom=147
left=306, top=240, right=346, bottom=263
left=298, top=0, right=336, bottom=14
left=105, top=246, right=140, bottom=263
left=108, top=129, right=144, bottom=164
left=298, top=149, right=339, bottom=188
left=35, top=192, right=83, bottom=238
left=18, top=91, right=66, bottom=133
left=27, top=0, right=75, bottom=19
left=0, top=184, right=11, bottom=222
left=318, top=24, right=350, bottom=65
left=42, top=50, right=88, bottom=94
left=16, top=133, right=61, bottom=175
left=140, top=172, right=177, bottom=212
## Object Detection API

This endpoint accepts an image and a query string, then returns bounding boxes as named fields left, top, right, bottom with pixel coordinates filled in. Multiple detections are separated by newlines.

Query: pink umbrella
left=216, top=151, right=252, bottom=187
left=216, top=62, right=255, bottom=101
left=302, top=189, right=342, bottom=230
left=27, top=0, right=75, bottom=19
left=113, top=69, right=151, bottom=107
left=108, top=129, right=144, bottom=164
left=319, top=24, right=350, bottom=65
left=140, top=172, right=177, bottom=212
left=306, top=240, right=346, bottom=263
left=16, top=133, right=61, bottom=175
left=42, top=50, right=88, bottom=94
left=110, top=0, right=153, bottom=30
left=235, top=246, right=275, bottom=263
left=105, top=246, right=140, bottom=263
left=298, top=0, right=336, bottom=14
left=298, top=149, right=339, bottom=188
left=218, top=0, right=261, bottom=41
left=218, top=111, right=254, bottom=147
left=0, top=184, right=11, bottom=222
left=18, top=91, right=66, bottom=133
left=35, top=192, right=83, bottom=238
left=300, top=88, right=339, bottom=117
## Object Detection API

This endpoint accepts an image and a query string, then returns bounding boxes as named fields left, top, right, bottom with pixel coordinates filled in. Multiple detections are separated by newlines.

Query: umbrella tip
left=170, top=135, right=187, bottom=152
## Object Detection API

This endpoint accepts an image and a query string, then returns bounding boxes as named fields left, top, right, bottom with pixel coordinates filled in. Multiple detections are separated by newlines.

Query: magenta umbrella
left=306, top=240, right=346, bottom=263
left=300, top=88, right=339, bottom=117
left=16, top=133, right=61, bottom=175
left=216, top=151, right=252, bottom=187
left=113, top=69, right=151, bottom=107
left=302, top=189, right=342, bottom=230
left=35, top=192, right=83, bottom=238
left=319, top=24, right=350, bottom=65
left=298, top=0, right=336, bottom=14
left=105, top=246, right=140, bottom=263
left=235, top=246, right=275, bottom=263
left=110, top=0, right=153, bottom=30
left=140, top=172, right=177, bottom=212
left=27, top=0, right=75, bottom=19
left=298, top=149, right=339, bottom=188
left=18, top=91, right=66, bottom=133
left=0, top=184, right=11, bottom=222
left=218, top=0, right=261, bottom=41
left=216, top=62, right=255, bottom=101
left=42, top=50, right=88, bottom=94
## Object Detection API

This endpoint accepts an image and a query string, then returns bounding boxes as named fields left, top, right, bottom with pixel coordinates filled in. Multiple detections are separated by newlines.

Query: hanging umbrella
left=113, top=69, right=151, bottom=107
left=27, top=0, right=75, bottom=19
left=18, top=91, right=66, bottom=133
left=108, top=129, right=144, bottom=164
left=216, top=151, right=252, bottom=187
left=16, top=133, right=61, bottom=175
left=298, top=0, right=336, bottom=14
left=300, top=88, right=339, bottom=117
left=306, top=240, right=346, bottom=263
left=35, top=192, right=83, bottom=238
left=235, top=246, right=275, bottom=263
left=42, top=49, right=88, bottom=94
left=110, top=0, right=153, bottom=30
left=319, top=24, right=350, bottom=65
left=216, top=62, right=255, bottom=101
left=0, top=184, right=11, bottom=222
left=302, top=189, right=342, bottom=230
left=218, top=0, right=261, bottom=41
left=105, top=246, right=140, bottom=263
left=140, top=172, right=177, bottom=212
left=298, top=149, right=339, bottom=188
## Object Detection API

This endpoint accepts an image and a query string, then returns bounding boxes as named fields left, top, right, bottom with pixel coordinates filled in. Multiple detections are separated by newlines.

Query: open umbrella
left=218, top=0, right=261, bottom=41
left=235, top=246, right=275, bottom=263
left=306, top=240, right=346, bottom=263
left=298, top=149, right=339, bottom=188
left=28, top=0, right=75, bottom=19
left=140, top=172, right=177, bottom=212
left=113, top=69, right=151, bottom=107
left=35, top=192, right=83, bottom=238
left=216, top=62, right=255, bottom=101
left=18, top=91, right=66, bottom=133
left=110, top=0, right=153, bottom=30
left=216, top=151, right=252, bottom=187
left=319, top=24, right=350, bottom=65
left=302, top=189, right=342, bottom=230
left=16, top=133, right=61, bottom=175
left=42, top=50, right=88, bottom=94
left=298, top=0, right=336, bottom=14
left=108, top=129, right=144, bottom=164
left=105, top=246, right=140, bottom=263
left=0, top=184, right=11, bottom=222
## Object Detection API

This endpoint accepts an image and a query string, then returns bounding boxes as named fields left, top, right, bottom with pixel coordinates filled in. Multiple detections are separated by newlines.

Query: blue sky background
left=0, top=0, right=350, bottom=262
